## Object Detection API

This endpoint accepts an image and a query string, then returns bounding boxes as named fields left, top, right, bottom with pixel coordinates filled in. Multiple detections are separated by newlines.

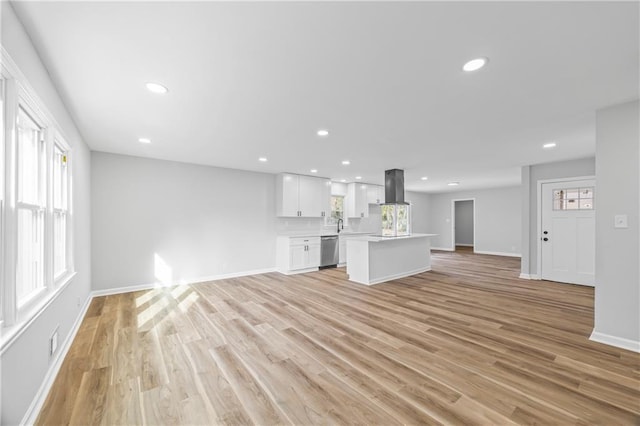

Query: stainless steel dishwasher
left=320, top=235, right=339, bottom=268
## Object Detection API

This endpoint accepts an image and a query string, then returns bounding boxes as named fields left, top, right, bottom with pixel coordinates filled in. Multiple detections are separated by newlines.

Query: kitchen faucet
left=337, top=218, right=344, bottom=233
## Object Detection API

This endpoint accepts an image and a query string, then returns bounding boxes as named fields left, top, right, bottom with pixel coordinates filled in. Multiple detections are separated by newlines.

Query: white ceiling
left=10, top=1, right=639, bottom=192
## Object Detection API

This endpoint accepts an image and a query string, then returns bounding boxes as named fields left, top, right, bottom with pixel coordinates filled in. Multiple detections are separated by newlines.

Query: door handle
left=543, top=237, right=549, bottom=242
left=543, top=231, right=548, bottom=235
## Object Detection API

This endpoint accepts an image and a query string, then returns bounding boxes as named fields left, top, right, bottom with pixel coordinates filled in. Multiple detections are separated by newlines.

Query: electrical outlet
left=50, top=327, right=59, bottom=357
left=76, top=296, right=81, bottom=307
left=614, top=214, right=628, bottom=229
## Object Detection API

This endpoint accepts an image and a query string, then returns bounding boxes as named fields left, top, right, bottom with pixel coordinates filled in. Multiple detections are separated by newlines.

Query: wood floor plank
left=35, top=249, right=640, bottom=425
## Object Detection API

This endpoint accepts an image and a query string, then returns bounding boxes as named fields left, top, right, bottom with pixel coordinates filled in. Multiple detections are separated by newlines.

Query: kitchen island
left=346, top=233, right=436, bottom=285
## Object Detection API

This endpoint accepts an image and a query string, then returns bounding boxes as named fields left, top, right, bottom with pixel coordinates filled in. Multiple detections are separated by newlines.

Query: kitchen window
left=328, top=195, right=344, bottom=225
left=1, top=52, right=75, bottom=347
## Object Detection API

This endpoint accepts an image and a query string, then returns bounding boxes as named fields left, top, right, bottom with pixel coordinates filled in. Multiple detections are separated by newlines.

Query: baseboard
left=455, top=244, right=474, bottom=247
left=92, top=267, right=277, bottom=297
left=92, top=282, right=159, bottom=297
left=350, top=266, right=432, bottom=286
left=431, top=247, right=454, bottom=251
left=518, top=273, right=540, bottom=280
left=21, top=294, right=93, bottom=426
left=590, top=330, right=640, bottom=353
left=275, top=267, right=319, bottom=276
left=474, top=250, right=522, bottom=258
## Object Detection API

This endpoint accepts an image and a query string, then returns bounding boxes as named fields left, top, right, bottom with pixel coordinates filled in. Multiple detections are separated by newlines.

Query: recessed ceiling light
left=421, top=176, right=428, bottom=181
left=145, top=82, right=169, bottom=94
left=543, top=142, right=557, bottom=149
left=310, top=169, right=318, bottom=173
left=258, top=157, right=268, bottom=162
left=342, top=160, right=350, bottom=165
left=448, top=182, right=460, bottom=186
left=317, top=129, right=329, bottom=137
left=341, top=179, right=347, bottom=183
left=462, top=57, right=488, bottom=72
left=355, top=176, right=362, bottom=180
left=138, top=138, right=151, bottom=144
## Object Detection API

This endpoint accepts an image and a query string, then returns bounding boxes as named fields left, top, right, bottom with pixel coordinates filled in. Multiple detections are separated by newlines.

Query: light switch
left=614, top=214, right=628, bottom=229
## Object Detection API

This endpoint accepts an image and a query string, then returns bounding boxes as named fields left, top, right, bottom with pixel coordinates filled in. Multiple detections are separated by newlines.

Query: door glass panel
left=553, top=187, right=594, bottom=210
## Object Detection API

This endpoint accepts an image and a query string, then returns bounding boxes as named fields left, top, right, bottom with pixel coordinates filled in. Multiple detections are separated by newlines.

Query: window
left=328, top=195, right=344, bottom=225
left=16, top=107, right=46, bottom=306
left=53, top=142, right=69, bottom=278
left=553, top=187, right=594, bottom=210
left=0, top=77, right=5, bottom=325
left=1, top=51, right=75, bottom=345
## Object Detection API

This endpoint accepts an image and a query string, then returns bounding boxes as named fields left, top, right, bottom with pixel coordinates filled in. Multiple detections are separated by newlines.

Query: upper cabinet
left=367, top=184, right=384, bottom=204
left=276, top=173, right=331, bottom=218
left=346, top=183, right=384, bottom=218
left=346, top=183, right=369, bottom=218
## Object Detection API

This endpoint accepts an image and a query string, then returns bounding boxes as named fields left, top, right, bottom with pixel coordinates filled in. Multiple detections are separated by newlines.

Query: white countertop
left=348, top=233, right=437, bottom=242
left=277, top=231, right=373, bottom=238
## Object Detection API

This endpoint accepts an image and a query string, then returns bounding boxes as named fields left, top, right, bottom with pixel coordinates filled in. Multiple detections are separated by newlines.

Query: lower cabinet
left=276, top=236, right=321, bottom=274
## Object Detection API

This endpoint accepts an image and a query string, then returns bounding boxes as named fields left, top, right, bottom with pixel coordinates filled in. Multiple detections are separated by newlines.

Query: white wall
left=454, top=200, right=474, bottom=245
left=592, top=100, right=639, bottom=350
left=428, top=186, right=521, bottom=256
left=407, top=190, right=431, bottom=234
left=1, top=4, right=92, bottom=425
left=520, top=157, right=596, bottom=276
left=91, top=152, right=278, bottom=290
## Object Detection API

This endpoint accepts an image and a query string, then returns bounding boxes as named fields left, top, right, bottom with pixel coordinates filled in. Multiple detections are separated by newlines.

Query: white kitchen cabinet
left=346, top=183, right=369, bottom=218
left=276, top=236, right=321, bottom=274
left=367, top=184, right=384, bottom=204
left=276, top=173, right=330, bottom=218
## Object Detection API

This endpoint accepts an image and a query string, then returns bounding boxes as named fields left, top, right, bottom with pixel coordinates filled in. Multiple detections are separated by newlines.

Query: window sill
left=0, top=270, right=77, bottom=355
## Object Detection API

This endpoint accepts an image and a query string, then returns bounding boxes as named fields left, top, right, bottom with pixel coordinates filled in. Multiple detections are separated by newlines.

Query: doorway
left=539, top=178, right=595, bottom=286
left=453, top=199, right=475, bottom=252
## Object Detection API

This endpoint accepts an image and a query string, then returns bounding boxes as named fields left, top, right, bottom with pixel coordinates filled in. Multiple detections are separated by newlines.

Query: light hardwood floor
left=36, top=250, right=640, bottom=425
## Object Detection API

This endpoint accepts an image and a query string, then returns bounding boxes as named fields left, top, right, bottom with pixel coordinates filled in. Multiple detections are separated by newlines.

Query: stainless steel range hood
left=384, top=169, right=409, bottom=205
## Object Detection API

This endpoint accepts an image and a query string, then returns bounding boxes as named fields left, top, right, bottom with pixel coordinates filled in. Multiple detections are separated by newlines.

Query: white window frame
left=326, top=194, right=345, bottom=226
left=0, top=75, right=5, bottom=329
left=1, top=48, right=76, bottom=350
left=15, top=102, right=48, bottom=312
left=51, top=135, right=73, bottom=283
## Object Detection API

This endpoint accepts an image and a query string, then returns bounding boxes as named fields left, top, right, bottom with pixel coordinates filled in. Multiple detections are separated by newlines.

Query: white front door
left=541, top=179, right=595, bottom=286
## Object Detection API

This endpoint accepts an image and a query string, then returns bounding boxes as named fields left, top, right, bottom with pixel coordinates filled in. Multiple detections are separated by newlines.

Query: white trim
left=20, top=292, right=92, bottom=426
left=519, top=273, right=540, bottom=280
left=474, top=250, right=522, bottom=258
left=0, top=272, right=76, bottom=354
left=1, top=47, right=68, bottom=143
left=349, top=266, right=432, bottom=286
left=431, top=247, right=454, bottom=251
left=91, top=282, right=160, bottom=298
left=535, top=175, right=596, bottom=278
left=92, top=267, right=277, bottom=297
left=590, top=330, right=640, bottom=353
left=277, top=267, right=319, bottom=276
left=451, top=198, right=476, bottom=251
